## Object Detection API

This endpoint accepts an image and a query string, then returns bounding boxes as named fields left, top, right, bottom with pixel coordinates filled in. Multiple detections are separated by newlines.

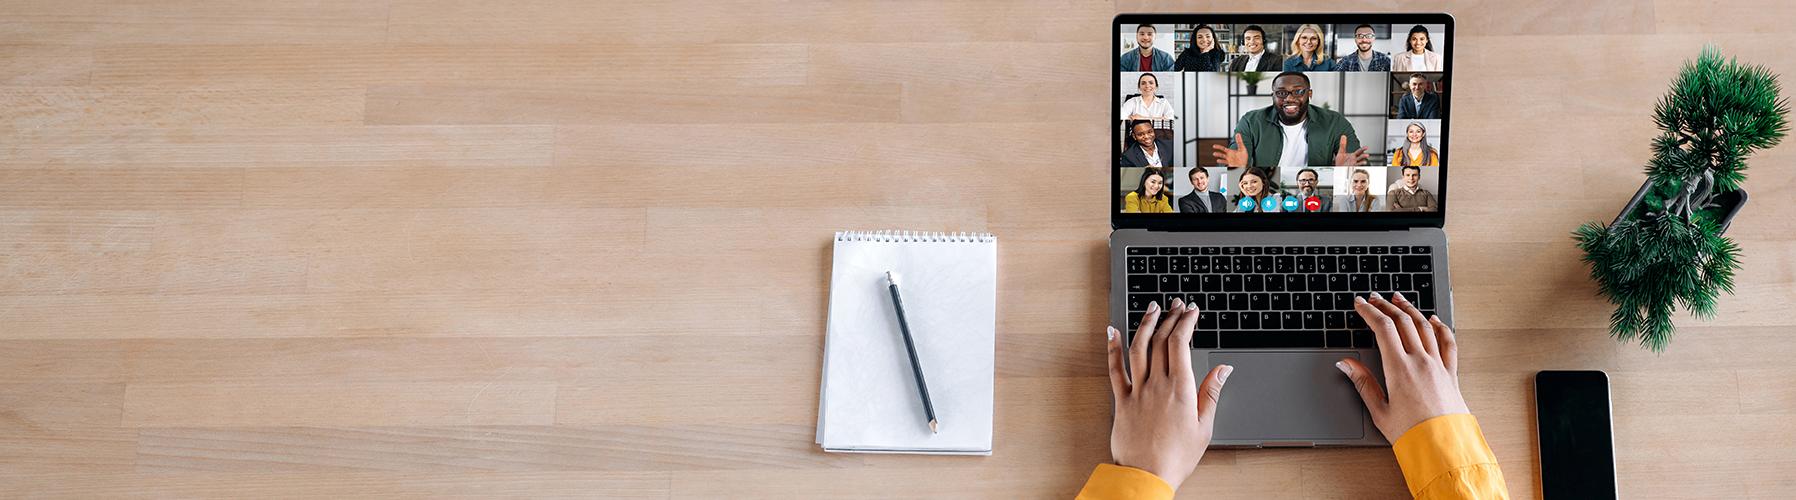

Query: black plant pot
left=1611, top=180, right=1749, bottom=234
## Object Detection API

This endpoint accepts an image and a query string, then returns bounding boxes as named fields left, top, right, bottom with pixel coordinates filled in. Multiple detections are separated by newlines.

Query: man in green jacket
left=1212, top=72, right=1371, bottom=168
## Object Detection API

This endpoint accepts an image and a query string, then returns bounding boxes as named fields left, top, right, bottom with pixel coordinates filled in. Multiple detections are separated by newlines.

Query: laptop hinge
left=1261, top=441, right=1316, bottom=448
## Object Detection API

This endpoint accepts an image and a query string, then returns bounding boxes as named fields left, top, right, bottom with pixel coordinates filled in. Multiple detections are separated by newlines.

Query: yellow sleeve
left=1123, top=193, right=1142, bottom=213
left=1074, top=464, right=1174, bottom=500
left=1148, top=196, right=1171, bottom=213
left=1392, top=414, right=1511, bottom=499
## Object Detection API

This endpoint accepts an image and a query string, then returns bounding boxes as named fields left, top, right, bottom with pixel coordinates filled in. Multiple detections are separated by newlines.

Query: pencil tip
left=930, top=420, right=939, bottom=434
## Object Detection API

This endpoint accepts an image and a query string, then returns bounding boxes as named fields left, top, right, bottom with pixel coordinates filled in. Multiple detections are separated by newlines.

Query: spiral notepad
left=816, top=230, right=997, bottom=455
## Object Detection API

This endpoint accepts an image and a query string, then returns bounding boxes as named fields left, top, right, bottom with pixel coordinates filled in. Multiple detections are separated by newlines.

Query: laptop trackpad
left=1210, top=352, right=1365, bottom=442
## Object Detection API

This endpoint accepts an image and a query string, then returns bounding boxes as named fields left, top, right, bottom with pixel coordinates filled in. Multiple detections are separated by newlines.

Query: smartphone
left=1534, top=370, right=1619, bottom=499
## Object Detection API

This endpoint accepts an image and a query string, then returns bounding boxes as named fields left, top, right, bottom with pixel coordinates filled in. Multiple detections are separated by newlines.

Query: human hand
left=1105, top=298, right=1233, bottom=491
left=1210, top=133, right=1249, bottom=167
left=1332, top=135, right=1369, bottom=166
left=1338, top=291, right=1469, bottom=443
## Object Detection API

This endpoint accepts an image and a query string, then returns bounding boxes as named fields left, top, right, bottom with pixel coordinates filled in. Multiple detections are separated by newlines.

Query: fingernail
left=1335, top=360, right=1350, bottom=375
left=1393, top=291, right=1406, bottom=302
left=1354, top=295, right=1367, bottom=304
left=1218, top=365, right=1234, bottom=384
left=1148, top=301, right=1159, bottom=313
left=1106, top=326, right=1117, bottom=342
left=1369, top=292, right=1382, bottom=300
left=1186, top=302, right=1198, bottom=311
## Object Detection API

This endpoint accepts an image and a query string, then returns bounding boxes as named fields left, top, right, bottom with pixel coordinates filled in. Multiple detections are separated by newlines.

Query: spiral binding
left=835, top=230, right=996, bottom=243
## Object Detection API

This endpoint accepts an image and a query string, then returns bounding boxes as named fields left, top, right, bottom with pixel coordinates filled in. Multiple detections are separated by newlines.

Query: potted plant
left=1573, top=47, right=1788, bottom=352
left=1240, top=71, right=1264, bottom=95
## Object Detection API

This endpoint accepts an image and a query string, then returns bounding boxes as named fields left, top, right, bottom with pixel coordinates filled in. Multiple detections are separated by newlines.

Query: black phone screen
left=1535, top=370, right=1618, bottom=499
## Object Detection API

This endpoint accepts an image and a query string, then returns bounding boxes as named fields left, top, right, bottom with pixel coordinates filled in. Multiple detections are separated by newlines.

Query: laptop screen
left=1113, top=15, right=1451, bottom=226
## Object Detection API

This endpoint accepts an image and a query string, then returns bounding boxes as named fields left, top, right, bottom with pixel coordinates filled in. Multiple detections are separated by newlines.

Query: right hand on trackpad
left=1337, top=291, right=1470, bottom=443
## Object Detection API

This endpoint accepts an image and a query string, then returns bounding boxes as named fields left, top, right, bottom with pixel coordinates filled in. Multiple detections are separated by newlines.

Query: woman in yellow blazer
left=1123, top=168, right=1175, bottom=213
left=1076, top=292, right=1508, bottom=499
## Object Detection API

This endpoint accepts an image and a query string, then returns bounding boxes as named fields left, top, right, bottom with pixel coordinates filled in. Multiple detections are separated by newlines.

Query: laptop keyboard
left=1124, top=245, right=1437, bottom=349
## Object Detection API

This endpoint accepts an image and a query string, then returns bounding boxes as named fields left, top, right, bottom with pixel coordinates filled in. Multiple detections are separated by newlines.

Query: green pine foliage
left=1574, top=46, right=1787, bottom=352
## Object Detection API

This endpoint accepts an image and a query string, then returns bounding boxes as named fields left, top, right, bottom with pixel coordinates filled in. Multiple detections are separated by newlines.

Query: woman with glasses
left=1282, top=24, right=1337, bottom=71
left=1173, top=24, right=1226, bottom=71
left=1332, top=168, right=1384, bottom=212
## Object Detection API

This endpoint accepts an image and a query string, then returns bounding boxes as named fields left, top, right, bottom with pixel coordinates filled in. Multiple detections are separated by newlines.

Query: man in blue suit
left=1121, top=24, right=1174, bottom=72
left=1396, top=73, right=1442, bottom=119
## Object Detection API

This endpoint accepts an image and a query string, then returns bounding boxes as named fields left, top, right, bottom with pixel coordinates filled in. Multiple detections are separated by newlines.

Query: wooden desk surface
left=3, top=0, right=1792, bottom=497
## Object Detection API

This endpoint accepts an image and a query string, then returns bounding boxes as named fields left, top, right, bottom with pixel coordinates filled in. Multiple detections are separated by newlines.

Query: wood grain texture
left=1, top=0, right=1792, bottom=498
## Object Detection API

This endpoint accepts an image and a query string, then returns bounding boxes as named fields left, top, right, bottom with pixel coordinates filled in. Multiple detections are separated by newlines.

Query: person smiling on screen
left=1123, top=168, right=1174, bottom=213
left=1178, top=168, right=1228, bottom=213
left=1333, top=168, right=1385, bottom=212
left=1121, top=120, right=1175, bottom=169
left=1290, top=167, right=1332, bottom=212
left=1211, top=72, right=1368, bottom=168
left=1173, top=24, right=1227, bottom=71
left=1227, top=167, right=1278, bottom=213
left=1339, top=24, right=1391, bottom=71
left=1390, top=122, right=1441, bottom=166
left=1122, top=24, right=1175, bottom=71
left=1388, top=165, right=1439, bottom=212
left=1397, top=74, right=1443, bottom=120
left=1121, top=73, right=1176, bottom=122
left=1283, top=24, right=1338, bottom=71
left=1228, top=25, right=1283, bottom=72
left=1393, top=25, right=1443, bottom=71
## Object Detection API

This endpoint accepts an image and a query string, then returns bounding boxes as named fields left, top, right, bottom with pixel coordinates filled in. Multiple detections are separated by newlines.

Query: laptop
left=1109, top=13, right=1455, bottom=447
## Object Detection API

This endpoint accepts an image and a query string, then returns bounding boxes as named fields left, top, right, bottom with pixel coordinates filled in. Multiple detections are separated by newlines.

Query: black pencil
left=885, top=271, right=938, bottom=434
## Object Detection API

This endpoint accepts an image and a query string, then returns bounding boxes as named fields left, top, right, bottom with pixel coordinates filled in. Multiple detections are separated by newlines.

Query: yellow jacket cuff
left=1075, top=463, right=1174, bottom=500
left=1392, top=413, right=1509, bottom=499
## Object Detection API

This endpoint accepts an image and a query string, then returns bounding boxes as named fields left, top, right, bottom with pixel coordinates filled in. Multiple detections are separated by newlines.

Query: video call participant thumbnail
left=1178, top=167, right=1228, bottom=213
left=1333, top=168, right=1384, bottom=212
left=1396, top=73, right=1442, bottom=119
left=1228, top=25, right=1282, bottom=71
left=1121, top=24, right=1174, bottom=71
left=1229, top=167, right=1280, bottom=213
left=1173, top=24, right=1226, bottom=72
left=1211, top=72, right=1369, bottom=168
left=1283, top=24, right=1337, bottom=71
left=1338, top=24, right=1390, bottom=71
left=1393, top=24, right=1442, bottom=71
left=1123, top=168, right=1174, bottom=213
left=1121, top=73, right=1176, bottom=121
left=1288, top=167, right=1331, bottom=212
left=1387, top=165, right=1438, bottom=212
left=1120, top=120, right=1174, bottom=168
left=1389, top=121, right=1440, bottom=166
